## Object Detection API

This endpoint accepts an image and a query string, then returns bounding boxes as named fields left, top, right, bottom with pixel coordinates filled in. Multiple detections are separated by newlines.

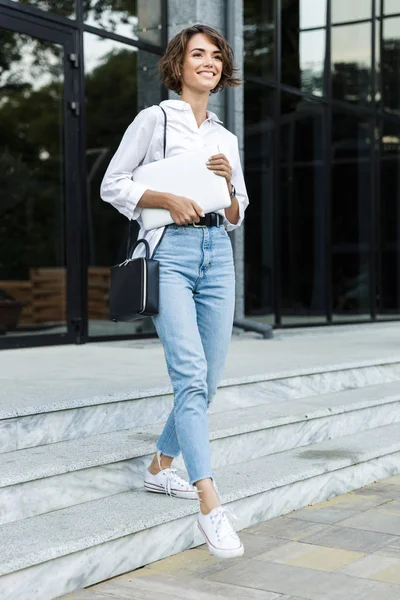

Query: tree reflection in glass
left=281, top=0, right=326, bottom=96
left=9, top=0, right=75, bottom=18
left=84, top=0, right=162, bottom=45
left=0, top=29, right=66, bottom=332
left=331, top=23, right=372, bottom=105
left=7, top=1, right=163, bottom=46
left=244, top=0, right=275, bottom=79
left=381, top=17, right=400, bottom=116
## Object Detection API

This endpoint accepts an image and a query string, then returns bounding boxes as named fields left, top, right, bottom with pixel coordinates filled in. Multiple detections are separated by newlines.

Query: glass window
left=84, top=33, right=162, bottom=337
left=331, top=112, right=372, bottom=320
left=244, top=84, right=275, bottom=323
left=243, top=0, right=275, bottom=79
left=0, top=29, right=67, bottom=338
left=299, top=29, right=326, bottom=96
left=83, top=0, right=163, bottom=46
left=8, top=0, right=75, bottom=18
left=381, top=17, right=400, bottom=115
left=376, top=16, right=381, bottom=102
left=384, top=0, right=400, bottom=16
left=280, top=93, right=327, bottom=325
left=331, top=23, right=372, bottom=105
left=378, top=120, right=400, bottom=316
left=300, top=0, right=327, bottom=29
left=282, top=2, right=326, bottom=95
left=331, top=1, right=372, bottom=23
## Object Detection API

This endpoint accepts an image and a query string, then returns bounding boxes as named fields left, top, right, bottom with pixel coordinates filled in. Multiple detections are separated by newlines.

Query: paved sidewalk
left=64, top=475, right=400, bottom=599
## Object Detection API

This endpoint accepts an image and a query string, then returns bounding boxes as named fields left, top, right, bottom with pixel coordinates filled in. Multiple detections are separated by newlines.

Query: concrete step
left=2, top=422, right=400, bottom=600
left=2, top=357, right=400, bottom=453
left=2, top=380, right=400, bottom=525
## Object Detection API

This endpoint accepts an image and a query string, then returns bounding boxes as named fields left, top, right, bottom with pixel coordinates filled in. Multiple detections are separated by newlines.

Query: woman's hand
left=206, top=153, right=233, bottom=194
left=166, top=194, right=205, bottom=225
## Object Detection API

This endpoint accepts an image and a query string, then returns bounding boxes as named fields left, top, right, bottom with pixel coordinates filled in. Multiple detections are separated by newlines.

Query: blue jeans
left=151, top=223, right=235, bottom=486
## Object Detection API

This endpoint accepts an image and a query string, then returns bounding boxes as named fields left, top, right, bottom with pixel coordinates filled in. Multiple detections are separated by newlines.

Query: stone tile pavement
left=64, top=475, right=400, bottom=599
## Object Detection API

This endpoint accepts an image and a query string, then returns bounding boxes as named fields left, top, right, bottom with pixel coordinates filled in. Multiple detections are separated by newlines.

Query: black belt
left=170, top=212, right=223, bottom=228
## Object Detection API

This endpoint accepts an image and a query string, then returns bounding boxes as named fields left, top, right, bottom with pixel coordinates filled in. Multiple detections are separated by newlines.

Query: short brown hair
left=158, top=24, right=242, bottom=95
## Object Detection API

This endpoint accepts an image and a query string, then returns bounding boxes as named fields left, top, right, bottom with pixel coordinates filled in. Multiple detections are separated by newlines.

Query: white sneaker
left=197, top=505, right=244, bottom=559
left=144, top=452, right=198, bottom=500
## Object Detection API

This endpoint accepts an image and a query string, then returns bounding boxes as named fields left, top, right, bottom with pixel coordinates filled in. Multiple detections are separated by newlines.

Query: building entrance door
left=0, top=9, right=82, bottom=347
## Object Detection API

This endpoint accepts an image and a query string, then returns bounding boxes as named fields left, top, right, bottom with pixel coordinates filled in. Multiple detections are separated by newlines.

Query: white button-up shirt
left=100, top=99, right=249, bottom=259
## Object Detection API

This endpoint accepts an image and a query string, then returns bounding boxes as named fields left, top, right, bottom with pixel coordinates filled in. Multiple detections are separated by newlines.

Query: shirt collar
left=160, top=99, right=223, bottom=124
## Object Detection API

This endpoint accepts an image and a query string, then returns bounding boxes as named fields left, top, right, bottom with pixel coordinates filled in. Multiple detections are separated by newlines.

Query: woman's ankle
left=195, top=478, right=221, bottom=514
left=149, top=451, right=173, bottom=474
left=199, top=501, right=221, bottom=515
left=148, top=464, right=161, bottom=475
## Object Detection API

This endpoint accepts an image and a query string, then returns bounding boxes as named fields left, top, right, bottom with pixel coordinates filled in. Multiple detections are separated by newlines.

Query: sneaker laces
left=210, top=506, right=239, bottom=542
left=162, top=467, right=191, bottom=496
left=156, top=452, right=191, bottom=497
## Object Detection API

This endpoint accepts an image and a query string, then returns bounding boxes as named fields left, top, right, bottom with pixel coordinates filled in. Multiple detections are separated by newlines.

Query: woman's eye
left=192, top=53, right=222, bottom=60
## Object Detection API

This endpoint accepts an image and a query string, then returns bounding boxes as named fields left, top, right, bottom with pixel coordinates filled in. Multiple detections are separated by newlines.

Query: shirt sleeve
left=100, top=107, right=160, bottom=221
left=223, top=135, right=249, bottom=232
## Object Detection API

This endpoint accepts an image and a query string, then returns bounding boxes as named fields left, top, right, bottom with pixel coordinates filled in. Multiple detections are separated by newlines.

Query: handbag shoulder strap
left=126, top=106, right=167, bottom=258
left=159, top=105, right=167, bottom=158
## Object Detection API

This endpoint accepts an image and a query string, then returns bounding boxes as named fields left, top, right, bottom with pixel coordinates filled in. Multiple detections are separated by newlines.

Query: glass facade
left=8, top=0, right=76, bottom=18
left=244, top=0, right=400, bottom=325
left=0, top=29, right=68, bottom=335
left=2, top=0, right=400, bottom=348
left=84, top=1, right=163, bottom=46
left=0, top=0, right=164, bottom=347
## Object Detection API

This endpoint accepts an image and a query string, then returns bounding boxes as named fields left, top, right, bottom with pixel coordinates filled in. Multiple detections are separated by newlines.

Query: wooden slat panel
left=30, top=268, right=66, bottom=324
left=0, top=280, right=33, bottom=325
left=88, top=267, right=110, bottom=321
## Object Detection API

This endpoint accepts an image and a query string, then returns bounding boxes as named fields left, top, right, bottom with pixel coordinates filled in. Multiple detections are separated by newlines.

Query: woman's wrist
left=224, top=196, right=240, bottom=224
left=139, top=189, right=175, bottom=210
left=159, top=192, right=176, bottom=211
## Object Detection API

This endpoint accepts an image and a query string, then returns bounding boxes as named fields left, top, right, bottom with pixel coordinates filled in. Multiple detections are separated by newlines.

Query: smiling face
left=180, top=33, right=223, bottom=95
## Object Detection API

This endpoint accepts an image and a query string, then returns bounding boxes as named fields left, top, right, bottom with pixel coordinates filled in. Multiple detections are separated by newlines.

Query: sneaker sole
left=144, top=482, right=198, bottom=500
left=197, top=521, right=244, bottom=559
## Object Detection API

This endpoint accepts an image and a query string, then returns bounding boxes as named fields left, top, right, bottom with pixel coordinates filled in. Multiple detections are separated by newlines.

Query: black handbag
left=109, top=238, right=160, bottom=321
left=108, top=106, right=167, bottom=322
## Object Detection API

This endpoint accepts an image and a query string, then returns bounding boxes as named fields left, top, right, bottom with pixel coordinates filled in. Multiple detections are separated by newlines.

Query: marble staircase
left=2, top=357, right=400, bottom=599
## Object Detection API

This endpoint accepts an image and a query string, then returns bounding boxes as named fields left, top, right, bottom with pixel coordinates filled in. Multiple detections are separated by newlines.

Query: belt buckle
left=192, top=221, right=207, bottom=228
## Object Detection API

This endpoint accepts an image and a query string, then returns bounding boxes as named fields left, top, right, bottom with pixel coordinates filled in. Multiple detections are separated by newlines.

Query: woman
left=100, top=24, right=249, bottom=559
